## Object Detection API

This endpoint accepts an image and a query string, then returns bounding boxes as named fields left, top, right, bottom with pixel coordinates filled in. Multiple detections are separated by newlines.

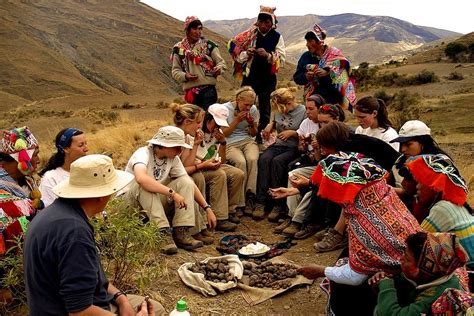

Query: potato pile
left=242, top=261, right=299, bottom=290
left=189, top=258, right=234, bottom=283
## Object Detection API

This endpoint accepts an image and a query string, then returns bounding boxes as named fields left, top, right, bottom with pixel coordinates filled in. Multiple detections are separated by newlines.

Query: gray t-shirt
left=274, top=104, right=306, bottom=147
left=224, top=101, right=258, bottom=145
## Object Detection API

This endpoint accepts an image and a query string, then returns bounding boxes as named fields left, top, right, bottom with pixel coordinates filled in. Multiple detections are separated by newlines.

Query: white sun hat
left=53, top=154, right=134, bottom=198
left=208, top=103, right=230, bottom=127
left=390, top=120, right=431, bottom=143
left=146, top=126, right=192, bottom=149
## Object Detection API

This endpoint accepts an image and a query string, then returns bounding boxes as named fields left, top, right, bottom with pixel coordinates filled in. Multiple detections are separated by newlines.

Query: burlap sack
left=237, top=256, right=313, bottom=306
left=177, top=254, right=243, bottom=296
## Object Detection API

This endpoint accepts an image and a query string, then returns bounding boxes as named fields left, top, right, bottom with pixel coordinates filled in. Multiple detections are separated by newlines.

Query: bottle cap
left=176, top=300, right=187, bottom=312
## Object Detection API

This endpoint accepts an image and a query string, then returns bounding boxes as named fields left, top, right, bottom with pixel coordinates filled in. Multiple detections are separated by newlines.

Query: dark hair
left=306, top=94, right=326, bottom=108
left=0, top=153, right=15, bottom=163
left=355, top=96, right=393, bottom=131
left=39, top=128, right=84, bottom=177
left=186, top=20, right=202, bottom=32
left=406, top=231, right=428, bottom=263
left=201, top=112, right=215, bottom=134
left=407, top=135, right=449, bottom=157
left=316, top=121, right=350, bottom=150
left=319, top=104, right=346, bottom=122
left=304, top=31, right=326, bottom=42
left=257, top=13, right=272, bottom=23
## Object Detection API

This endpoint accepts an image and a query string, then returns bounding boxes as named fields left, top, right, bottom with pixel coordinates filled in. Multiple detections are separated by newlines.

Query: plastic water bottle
left=169, top=299, right=190, bottom=316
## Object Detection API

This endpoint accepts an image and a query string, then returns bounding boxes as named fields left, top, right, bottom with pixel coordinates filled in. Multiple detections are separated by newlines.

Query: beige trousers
left=110, top=294, right=166, bottom=315
left=124, top=175, right=196, bottom=229
left=226, top=138, right=260, bottom=195
left=190, top=172, right=209, bottom=235
left=191, top=164, right=245, bottom=220
left=287, top=166, right=316, bottom=223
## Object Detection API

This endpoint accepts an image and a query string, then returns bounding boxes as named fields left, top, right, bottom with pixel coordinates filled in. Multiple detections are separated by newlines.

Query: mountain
left=3, top=0, right=292, bottom=110
left=205, top=13, right=462, bottom=66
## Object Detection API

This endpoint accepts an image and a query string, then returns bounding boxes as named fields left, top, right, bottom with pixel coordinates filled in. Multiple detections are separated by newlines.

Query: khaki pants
left=110, top=294, right=166, bottom=315
left=226, top=138, right=260, bottom=195
left=192, top=164, right=245, bottom=220
left=124, top=175, right=196, bottom=229
left=190, top=172, right=209, bottom=235
left=288, top=166, right=316, bottom=223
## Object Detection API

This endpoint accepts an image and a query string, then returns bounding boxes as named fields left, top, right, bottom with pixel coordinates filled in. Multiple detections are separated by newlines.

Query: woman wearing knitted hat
left=369, top=232, right=471, bottom=315
left=0, top=126, right=42, bottom=253
left=39, top=128, right=88, bottom=207
left=404, top=154, right=474, bottom=271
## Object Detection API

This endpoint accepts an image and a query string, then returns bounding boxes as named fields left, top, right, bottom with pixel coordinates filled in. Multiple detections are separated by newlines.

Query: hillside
left=0, top=0, right=293, bottom=112
left=205, top=13, right=461, bottom=65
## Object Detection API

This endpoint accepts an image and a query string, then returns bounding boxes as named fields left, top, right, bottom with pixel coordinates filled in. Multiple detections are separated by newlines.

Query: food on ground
left=239, top=242, right=270, bottom=255
left=242, top=261, right=300, bottom=290
left=189, top=258, right=234, bottom=283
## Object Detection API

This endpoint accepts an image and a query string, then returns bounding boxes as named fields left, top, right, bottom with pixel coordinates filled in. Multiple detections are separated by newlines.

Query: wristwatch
left=203, top=205, right=212, bottom=211
left=167, top=188, right=174, bottom=201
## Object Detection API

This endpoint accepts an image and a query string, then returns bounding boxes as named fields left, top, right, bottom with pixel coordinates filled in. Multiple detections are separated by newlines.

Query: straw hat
left=53, top=154, right=133, bottom=199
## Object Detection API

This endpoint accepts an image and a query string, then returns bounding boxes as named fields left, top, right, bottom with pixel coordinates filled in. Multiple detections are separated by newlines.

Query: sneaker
left=267, top=207, right=285, bottom=223
left=215, top=220, right=238, bottom=232
left=228, top=213, right=241, bottom=224
left=274, top=218, right=292, bottom=233
left=192, top=231, right=214, bottom=245
left=173, top=226, right=203, bottom=251
left=252, top=203, right=266, bottom=220
left=313, top=228, right=348, bottom=253
left=294, top=223, right=324, bottom=240
left=159, top=228, right=178, bottom=255
left=282, top=222, right=302, bottom=237
left=314, top=227, right=330, bottom=241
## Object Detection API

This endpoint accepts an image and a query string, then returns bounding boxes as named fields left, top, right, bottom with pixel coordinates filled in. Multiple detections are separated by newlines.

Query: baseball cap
left=208, top=103, right=229, bottom=127
left=390, top=120, right=431, bottom=143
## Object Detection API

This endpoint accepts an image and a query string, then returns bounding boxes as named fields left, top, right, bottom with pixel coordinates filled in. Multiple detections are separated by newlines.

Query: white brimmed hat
left=53, top=154, right=133, bottom=198
left=390, top=120, right=431, bottom=143
left=208, top=103, right=229, bottom=127
left=147, top=126, right=192, bottom=149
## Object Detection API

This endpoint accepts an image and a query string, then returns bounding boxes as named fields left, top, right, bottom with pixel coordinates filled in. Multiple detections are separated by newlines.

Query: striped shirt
left=422, top=200, right=474, bottom=267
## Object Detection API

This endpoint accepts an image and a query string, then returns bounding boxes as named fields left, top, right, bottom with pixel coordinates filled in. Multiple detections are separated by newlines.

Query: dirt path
left=154, top=216, right=339, bottom=315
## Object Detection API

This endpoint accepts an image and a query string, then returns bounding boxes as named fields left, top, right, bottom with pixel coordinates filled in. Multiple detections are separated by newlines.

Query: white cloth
left=355, top=126, right=400, bottom=151
left=39, top=167, right=69, bottom=207
left=296, top=118, right=319, bottom=136
left=196, top=133, right=220, bottom=161
left=125, top=146, right=187, bottom=182
left=324, top=263, right=368, bottom=286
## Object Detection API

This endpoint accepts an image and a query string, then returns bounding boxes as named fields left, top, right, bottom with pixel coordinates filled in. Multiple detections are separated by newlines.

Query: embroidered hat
left=256, top=5, right=278, bottom=26
left=417, top=232, right=468, bottom=281
left=311, top=152, right=387, bottom=204
left=184, top=16, right=201, bottom=31
left=0, top=127, right=39, bottom=175
left=390, top=120, right=431, bottom=143
left=53, top=154, right=133, bottom=199
left=147, top=126, right=193, bottom=149
left=208, top=103, right=230, bottom=127
left=305, top=23, right=327, bottom=42
left=405, top=154, right=468, bottom=206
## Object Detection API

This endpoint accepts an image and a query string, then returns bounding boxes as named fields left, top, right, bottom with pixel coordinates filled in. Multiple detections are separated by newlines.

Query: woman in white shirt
left=354, top=96, right=399, bottom=151
left=39, top=128, right=88, bottom=207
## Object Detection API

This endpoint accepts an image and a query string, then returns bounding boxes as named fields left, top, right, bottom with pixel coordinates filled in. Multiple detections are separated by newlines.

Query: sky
left=142, top=0, right=473, bottom=34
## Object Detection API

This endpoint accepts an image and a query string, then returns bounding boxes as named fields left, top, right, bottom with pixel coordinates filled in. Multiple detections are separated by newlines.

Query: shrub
left=92, top=199, right=163, bottom=293
left=445, top=42, right=468, bottom=62
left=446, top=71, right=464, bottom=81
left=0, top=238, right=27, bottom=314
left=374, top=89, right=393, bottom=105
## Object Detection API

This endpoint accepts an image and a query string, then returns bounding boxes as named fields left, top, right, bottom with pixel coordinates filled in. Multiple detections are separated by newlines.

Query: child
left=369, top=232, right=470, bottom=315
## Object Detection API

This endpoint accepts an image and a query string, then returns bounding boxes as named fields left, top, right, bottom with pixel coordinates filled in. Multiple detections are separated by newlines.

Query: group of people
left=0, top=4, right=472, bottom=316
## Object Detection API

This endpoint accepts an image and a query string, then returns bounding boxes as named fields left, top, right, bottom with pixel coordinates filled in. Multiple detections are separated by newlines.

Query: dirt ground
left=153, top=216, right=338, bottom=315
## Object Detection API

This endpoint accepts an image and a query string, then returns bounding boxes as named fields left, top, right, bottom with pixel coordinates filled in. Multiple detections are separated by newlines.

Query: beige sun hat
left=53, top=154, right=133, bottom=198
left=147, top=126, right=192, bottom=149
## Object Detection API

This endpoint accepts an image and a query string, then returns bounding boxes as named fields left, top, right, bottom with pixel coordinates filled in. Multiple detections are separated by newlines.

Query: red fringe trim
left=407, top=158, right=467, bottom=206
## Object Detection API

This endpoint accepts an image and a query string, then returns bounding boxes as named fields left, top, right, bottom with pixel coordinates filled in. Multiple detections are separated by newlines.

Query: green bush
left=374, top=89, right=393, bottom=105
left=92, top=199, right=163, bottom=293
left=446, top=71, right=464, bottom=81
left=0, top=238, right=27, bottom=314
left=445, top=42, right=468, bottom=62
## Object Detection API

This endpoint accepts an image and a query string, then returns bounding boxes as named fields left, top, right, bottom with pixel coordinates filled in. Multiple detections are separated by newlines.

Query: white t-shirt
left=39, top=167, right=69, bottom=207
left=355, top=126, right=400, bottom=151
left=195, top=133, right=219, bottom=161
left=296, top=118, right=319, bottom=137
left=125, top=146, right=187, bottom=182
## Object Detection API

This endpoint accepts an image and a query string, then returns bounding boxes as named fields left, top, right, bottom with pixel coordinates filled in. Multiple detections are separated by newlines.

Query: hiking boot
left=294, top=223, right=324, bottom=240
left=245, top=192, right=257, bottom=215
left=215, top=220, right=237, bottom=232
left=159, top=228, right=178, bottom=255
left=192, top=230, right=214, bottom=245
left=314, top=227, right=330, bottom=241
left=274, top=218, right=292, bottom=234
left=252, top=203, right=266, bottom=220
left=235, top=207, right=245, bottom=218
left=267, top=207, right=285, bottom=223
left=173, top=226, right=203, bottom=251
left=228, top=213, right=241, bottom=224
left=282, top=222, right=302, bottom=237
left=313, top=228, right=348, bottom=253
